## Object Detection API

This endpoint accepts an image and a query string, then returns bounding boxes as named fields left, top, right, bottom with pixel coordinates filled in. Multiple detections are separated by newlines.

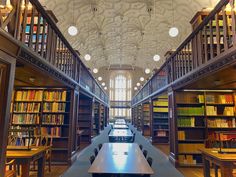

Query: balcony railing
left=0, top=0, right=108, bottom=104
left=132, top=0, right=235, bottom=105
left=110, top=101, right=131, bottom=108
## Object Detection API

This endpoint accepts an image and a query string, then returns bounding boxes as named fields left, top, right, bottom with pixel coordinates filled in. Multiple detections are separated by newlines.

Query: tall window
left=109, top=71, right=131, bottom=118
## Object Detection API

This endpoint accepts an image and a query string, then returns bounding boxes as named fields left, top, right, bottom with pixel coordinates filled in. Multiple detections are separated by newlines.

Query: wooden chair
left=5, top=160, right=16, bottom=177
left=32, top=135, right=52, bottom=172
left=98, top=144, right=102, bottom=150
left=143, top=150, right=148, bottom=158
left=94, top=148, right=98, bottom=157
left=147, top=157, right=153, bottom=167
left=89, top=155, right=95, bottom=164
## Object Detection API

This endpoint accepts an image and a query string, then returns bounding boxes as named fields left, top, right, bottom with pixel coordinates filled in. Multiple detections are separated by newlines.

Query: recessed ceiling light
left=104, top=87, right=107, bottom=90
left=134, top=87, right=137, bottom=90
left=68, top=25, right=78, bottom=36
left=93, top=68, right=98, bottom=73
left=145, top=68, right=151, bottom=74
left=137, top=82, right=140, bottom=86
left=84, top=54, right=91, bottom=61
left=140, top=77, right=144, bottom=82
left=102, top=82, right=105, bottom=86
left=98, top=77, right=102, bottom=81
left=169, top=27, right=179, bottom=37
left=153, top=54, right=160, bottom=61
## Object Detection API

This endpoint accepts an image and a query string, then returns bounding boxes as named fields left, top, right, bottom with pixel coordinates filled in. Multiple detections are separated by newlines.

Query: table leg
left=220, top=162, right=233, bottom=177
left=203, top=155, right=210, bottom=177
left=37, top=153, right=46, bottom=177
left=21, top=161, right=30, bottom=177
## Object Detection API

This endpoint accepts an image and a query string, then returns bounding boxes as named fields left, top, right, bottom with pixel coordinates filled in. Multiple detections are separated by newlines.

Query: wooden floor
left=154, top=144, right=204, bottom=177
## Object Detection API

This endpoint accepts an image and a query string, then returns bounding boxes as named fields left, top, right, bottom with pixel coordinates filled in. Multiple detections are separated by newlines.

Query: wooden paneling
left=0, top=51, right=15, bottom=177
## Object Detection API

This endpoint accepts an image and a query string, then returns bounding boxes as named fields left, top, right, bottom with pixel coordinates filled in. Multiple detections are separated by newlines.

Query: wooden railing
left=132, top=0, right=235, bottom=105
left=0, top=0, right=108, bottom=104
left=110, top=101, right=131, bottom=108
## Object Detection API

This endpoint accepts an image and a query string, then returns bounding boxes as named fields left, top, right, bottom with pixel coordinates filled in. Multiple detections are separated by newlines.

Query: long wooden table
left=109, top=129, right=133, bottom=142
left=199, top=148, right=236, bottom=177
left=6, top=146, right=49, bottom=177
left=113, top=124, right=129, bottom=129
left=88, top=143, right=154, bottom=176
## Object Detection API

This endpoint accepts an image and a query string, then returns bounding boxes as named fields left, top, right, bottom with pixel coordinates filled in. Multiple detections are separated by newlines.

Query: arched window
left=109, top=71, right=132, bottom=118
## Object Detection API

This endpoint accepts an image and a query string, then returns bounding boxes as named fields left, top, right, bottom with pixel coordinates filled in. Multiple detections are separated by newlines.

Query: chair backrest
left=94, top=148, right=98, bottom=156
left=143, top=150, right=148, bottom=158
left=139, top=144, right=143, bottom=150
left=90, top=155, right=95, bottom=164
left=147, top=157, right=153, bottom=167
left=98, top=144, right=102, bottom=150
left=132, top=133, right=136, bottom=142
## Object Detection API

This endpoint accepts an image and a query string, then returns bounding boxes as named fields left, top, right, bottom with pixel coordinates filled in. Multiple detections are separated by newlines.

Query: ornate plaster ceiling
left=40, top=0, right=220, bottom=72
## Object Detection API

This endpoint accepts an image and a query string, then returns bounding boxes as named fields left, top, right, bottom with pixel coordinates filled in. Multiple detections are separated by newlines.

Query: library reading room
left=1, top=0, right=236, bottom=177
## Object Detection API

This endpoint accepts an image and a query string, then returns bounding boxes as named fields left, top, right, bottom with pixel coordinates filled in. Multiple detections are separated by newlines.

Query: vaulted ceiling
left=39, top=0, right=219, bottom=73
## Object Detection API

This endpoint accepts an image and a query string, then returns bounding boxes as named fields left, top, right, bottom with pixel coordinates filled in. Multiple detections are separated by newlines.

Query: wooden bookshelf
left=175, top=91, right=205, bottom=166
left=92, top=102, right=100, bottom=137
left=152, top=94, right=169, bottom=144
left=142, top=102, right=151, bottom=136
left=0, top=57, right=15, bottom=176
left=137, top=105, right=142, bottom=131
left=170, top=90, right=236, bottom=167
left=100, top=104, right=105, bottom=130
left=10, top=88, right=72, bottom=164
left=78, top=94, right=92, bottom=144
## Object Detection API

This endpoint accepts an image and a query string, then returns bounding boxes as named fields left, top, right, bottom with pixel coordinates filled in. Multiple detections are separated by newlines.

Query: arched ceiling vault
left=40, top=0, right=220, bottom=71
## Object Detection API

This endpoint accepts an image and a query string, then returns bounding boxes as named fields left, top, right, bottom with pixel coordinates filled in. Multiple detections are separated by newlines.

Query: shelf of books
left=25, top=14, right=48, bottom=54
left=142, top=102, right=151, bottom=136
left=132, top=107, right=138, bottom=127
left=176, top=91, right=205, bottom=166
left=92, top=102, right=100, bottom=137
left=174, top=90, right=236, bottom=167
left=100, top=104, right=105, bottom=130
left=78, top=95, right=92, bottom=144
left=137, top=105, right=143, bottom=131
left=10, top=88, right=72, bottom=163
left=205, top=91, right=236, bottom=149
left=152, top=94, right=169, bottom=144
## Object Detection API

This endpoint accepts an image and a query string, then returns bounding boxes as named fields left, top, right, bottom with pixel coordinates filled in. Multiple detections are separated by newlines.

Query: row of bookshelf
left=207, top=118, right=236, bottom=128
left=43, top=102, right=66, bottom=112
left=13, top=102, right=40, bottom=112
left=42, top=114, right=65, bottom=125
left=15, top=90, right=67, bottom=101
left=12, top=114, right=40, bottom=125
left=177, top=107, right=204, bottom=116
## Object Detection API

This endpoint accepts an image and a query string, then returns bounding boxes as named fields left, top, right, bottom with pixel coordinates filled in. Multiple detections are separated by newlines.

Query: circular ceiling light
left=140, top=77, right=144, bottom=82
left=102, top=82, right=105, bottom=86
left=137, top=82, right=141, bottom=86
left=145, top=68, right=151, bottom=74
left=169, top=27, right=179, bottom=37
left=104, top=87, right=107, bottom=90
left=84, top=54, right=91, bottom=61
left=98, top=77, right=102, bottom=81
left=68, top=25, right=78, bottom=36
left=134, top=87, right=138, bottom=90
left=153, top=54, right=160, bottom=61
left=93, top=68, right=98, bottom=73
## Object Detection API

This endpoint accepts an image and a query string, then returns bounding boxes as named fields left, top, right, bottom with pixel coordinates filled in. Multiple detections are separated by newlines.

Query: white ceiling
left=40, top=0, right=220, bottom=72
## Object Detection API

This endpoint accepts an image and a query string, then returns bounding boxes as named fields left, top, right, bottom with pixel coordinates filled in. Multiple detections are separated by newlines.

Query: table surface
left=6, top=146, right=49, bottom=159
left=109, top=129, right=133, bottom=137
left=114, top=122, right=127, bottom=125
left=113, top=124, right=129, bottom=129
left=88, top=143, right=154, bottom=174
left=199, top=148, right=236, bottom=161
